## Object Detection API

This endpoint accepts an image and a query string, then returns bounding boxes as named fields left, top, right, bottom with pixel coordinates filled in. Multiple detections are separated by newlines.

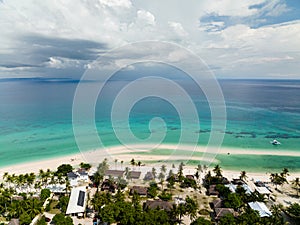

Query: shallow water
left=0, top=78, right=300, bottom=169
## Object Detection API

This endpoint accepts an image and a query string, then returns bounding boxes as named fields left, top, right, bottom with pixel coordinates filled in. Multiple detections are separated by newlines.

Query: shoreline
left=1, top=144, right=300, bottom=181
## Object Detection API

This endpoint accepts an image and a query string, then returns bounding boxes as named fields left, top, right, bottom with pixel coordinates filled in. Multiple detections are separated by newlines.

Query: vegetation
left=79, top=162, right=92, bottom=170
left=286, top=203, right=300, bottom=217
left=191, top=217, right=212, bottom=225
left=55, top=164, right=73, bottom=176
left=52, top=214, right=73, bottom=225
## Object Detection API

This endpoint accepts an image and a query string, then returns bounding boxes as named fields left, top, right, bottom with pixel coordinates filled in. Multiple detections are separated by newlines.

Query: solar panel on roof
left=77, top=190, right=85, bottom=206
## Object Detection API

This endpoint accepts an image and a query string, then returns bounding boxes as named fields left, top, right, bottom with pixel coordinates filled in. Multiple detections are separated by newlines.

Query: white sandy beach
left=1, top=144, right=300, bottom=181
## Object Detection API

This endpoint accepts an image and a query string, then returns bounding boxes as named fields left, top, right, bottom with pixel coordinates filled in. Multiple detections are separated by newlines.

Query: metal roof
left=66, top=186, right=87, bottom=214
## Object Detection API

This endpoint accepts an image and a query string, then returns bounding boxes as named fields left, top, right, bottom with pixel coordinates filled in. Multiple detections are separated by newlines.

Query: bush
left=52, top=214, right=73, bottom=225
left=56, top=164, right=73, bottom=176
left=40, top=188, right=51, bottom=202
left=287, top=203, right=300, bottom=217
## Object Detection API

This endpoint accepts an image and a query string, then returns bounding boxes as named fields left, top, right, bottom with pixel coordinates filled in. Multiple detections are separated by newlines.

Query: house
left=67, top=172, right=79, bottom=186
left=144, top=200, right=173, bottom=211
left=232, top=179, right=245, bottom=185
left=211, top=198, right=222, bottom=209
left=128, top=171, right=141, bottom=179
left=144, top=172, right=154, bottom=181
left=130, top=186, right=148, bottom=196
left=214, top=208, right=237, bottom=221
left=77, top=169, right=89, bottom=182
left=66, top=186, right=87, bottom=216
left=46, top=184, right=66, bottom=193
left=101, top=179, right=118, bottom=193
left=185, top=175, right=195, bottom=180
left=8, top=219, right=19, bottom=225
left=255, top=187, right=271, bottom=196
left=11, top=195, right=24, bottom=201
left=105, top=170, right=125, bottom=178
left=225, top=183, right=253, bottom=195
left=67, top=170, right=90, bottom=187
left=208, top=185, right=219, bottom=196
left=248, top=202, right=272, bottom=217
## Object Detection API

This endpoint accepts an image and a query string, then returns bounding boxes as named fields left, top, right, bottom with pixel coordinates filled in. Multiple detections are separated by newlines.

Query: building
left=214, top=208, right=237, bottom=221
left=67, top=170, right=90, bottom=187
left=105, top=170, right=125, bottom=178
left=130, top=186, right=148, bottom=196
left=8, top=219, right=19, bottom=225
left=248, top=202, right=272, bottom=217
left=255, top=187, right=271, bottom=196
left=207, top=185, right=219, bottom=196
left=144, top=171, right=154, bottom=181
left=144, top=200, right=173, bottom=211
left=211, top=198, right=222, bottom=209
left=128, top=171, right=141, bottom=179
left=101, top=179, right=118, bottom=193
left=66, top=186, right=87, bottom=217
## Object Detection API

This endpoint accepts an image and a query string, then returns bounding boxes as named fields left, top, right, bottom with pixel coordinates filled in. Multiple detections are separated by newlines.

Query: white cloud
left=168, top=22, right=188, bottom=37
left=0, top=0, right=299, bottom=79
left=99, top=0, right=132, bottom=8
left=202, top=0, right=265, bottom=17
left=45, top=57, right=82, bottom=69
left=136, top=10, right=156, bottom=26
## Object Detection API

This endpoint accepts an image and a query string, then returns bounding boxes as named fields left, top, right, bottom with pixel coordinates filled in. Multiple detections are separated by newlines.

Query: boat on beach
left=270, top=139, right=281, bottom=145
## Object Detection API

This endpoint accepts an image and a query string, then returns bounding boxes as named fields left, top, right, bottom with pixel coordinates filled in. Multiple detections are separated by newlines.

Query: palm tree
left=114, top=159, right=118, bottom=169
left=137, top=161, right=142, bottom=167
left=240, top=171, right=247, bottom=181
left=2, top=172, right=8, bottom=181
left=26, top=198, right=42, bottom=219
left=130, top=158, right=135, bottom=168
left=120, top=160, right=124, bottom=169
left=161, top=164, right=167, bottom=174
left=213, top=164, right=222, bottom=178
left=158, top=172, right=165, bottom=189
left=151, top=167, right=157, bottom=180
left=185, top=196, right=198, bottom=221
left=292, top=177, right=300, bottom=197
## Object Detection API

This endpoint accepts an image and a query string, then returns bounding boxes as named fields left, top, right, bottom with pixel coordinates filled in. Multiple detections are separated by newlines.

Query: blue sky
left=0, top=0, right=299, bottom=79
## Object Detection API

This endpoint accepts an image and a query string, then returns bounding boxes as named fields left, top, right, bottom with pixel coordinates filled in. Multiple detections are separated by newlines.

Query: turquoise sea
left=1, top=78, right=300, bottom=171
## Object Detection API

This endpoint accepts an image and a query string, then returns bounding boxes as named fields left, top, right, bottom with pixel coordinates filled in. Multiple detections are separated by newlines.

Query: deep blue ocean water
left=1, top=78, right=300, bottom=170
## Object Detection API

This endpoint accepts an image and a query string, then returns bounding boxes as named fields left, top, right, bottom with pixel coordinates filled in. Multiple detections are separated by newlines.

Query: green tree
left=52, top=214, right=73, bottom=225
left=151, top=167, right=157, bottom=180
left=191, top=217, right=212, bottom=225
left=287, top=203, right=300, bottom=217
left=130, top=158, right=135, bottom=167
left=292, top=177, right=300, bottom=197
left=26, top=198, right=42, bottom=219
left=19, top=211, right=32, bottom=225
left=36, top=215, right=47, bottom=225
left=178, top=162, right=184, bottom=181
left=270, top=204, right=284, bottom=225
left=239, top=170, right=247, bottom=181
left=219, top=213, right=236, bottom=225
left=56, top=164, right=73, bottom=176
left=94, top=158, right=109, bottom=189
left=270, top=173, right=287, bottom=189
left=213, top=165, right=222, bottom=178
left=185, top=196, right=199, bottom=220
left=40, top=188, right=51, bottom=202
left=79, top=162, right=91, bottom=170
left=158, top=190, right=172, bottom=201
left=58, top=196, right=70, bottom=213
left=147, top=182, right=158, bottom=198
left=224, top=193, right=243, bottom=210
left=158, top=172, right=165, bottom=189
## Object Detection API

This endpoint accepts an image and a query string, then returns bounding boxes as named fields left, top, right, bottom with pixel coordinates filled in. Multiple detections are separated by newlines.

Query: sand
left=1, top=144, right=300, bottom=181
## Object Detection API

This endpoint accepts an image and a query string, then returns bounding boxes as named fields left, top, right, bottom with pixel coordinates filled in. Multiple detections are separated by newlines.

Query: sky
left=0, top=0, right=300, bottom=79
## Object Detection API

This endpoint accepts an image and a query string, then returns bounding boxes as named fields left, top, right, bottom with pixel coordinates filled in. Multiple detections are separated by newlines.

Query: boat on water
left=270, top=139, right=281, bottom=145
